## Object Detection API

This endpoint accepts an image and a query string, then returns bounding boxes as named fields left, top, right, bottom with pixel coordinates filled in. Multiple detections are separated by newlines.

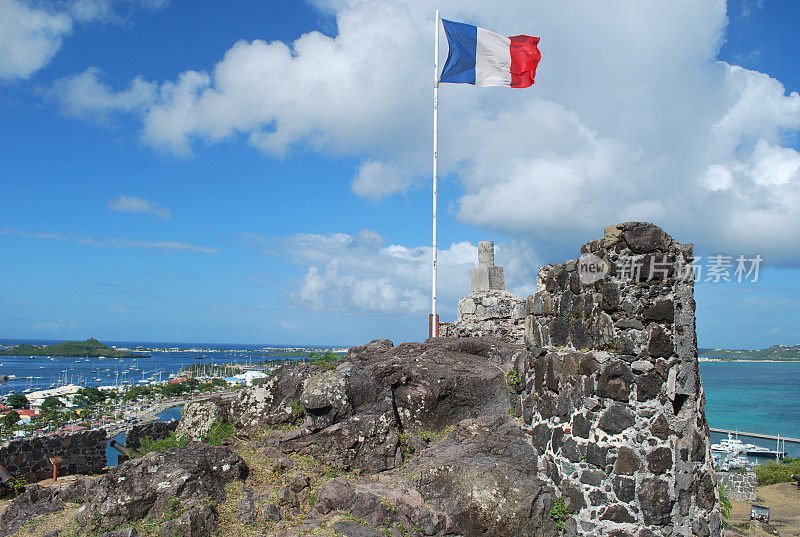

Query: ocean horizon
left=2, top=338, right=798, bottom=459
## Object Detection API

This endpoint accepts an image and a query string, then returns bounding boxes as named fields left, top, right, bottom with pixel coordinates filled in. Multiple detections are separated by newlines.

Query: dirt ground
left=726, top=483, right=800, bottom=536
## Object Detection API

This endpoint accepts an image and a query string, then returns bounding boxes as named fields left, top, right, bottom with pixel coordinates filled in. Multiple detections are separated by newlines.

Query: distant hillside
left=0, top=338, right=148, bottom=358
left=699, top=344, right=800, bottom=360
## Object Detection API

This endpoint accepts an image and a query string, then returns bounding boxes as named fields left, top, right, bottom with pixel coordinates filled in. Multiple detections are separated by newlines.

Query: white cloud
left=50, top=0, right=800, bottom=264
left=52, top=67, right=157, bottom=120
left=0, top=0, right=72, bottom=80
left=261, top=229, right=538, bottom=315
left=107, top=195, right=171, bottom=219
left=0, top=0, right=170, bottom=80
left=351, top=161, right=411, bottom=201
left=2, top=229, right=217, bottom=254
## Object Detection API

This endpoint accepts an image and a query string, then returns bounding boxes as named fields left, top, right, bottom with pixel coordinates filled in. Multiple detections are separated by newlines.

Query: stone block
left=487, top=266, right=505, bottom=290
left=478, top=241, right=494, bottom=268
left=470, top=268, right=489, bottom=293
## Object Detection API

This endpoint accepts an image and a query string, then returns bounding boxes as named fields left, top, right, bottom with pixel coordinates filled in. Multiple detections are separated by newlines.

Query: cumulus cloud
left=0, top=0, right=169, bottom=80
left=50, top=0, right=800, bottom=264
left=107, top=195, right=171, bottom=219
left=51, top=67, right=158, bottom=120
left=0, top=0, right=72, bottom=80
left=2, top=229, right=217, bottom=254
left=253, top=229, right=538, bottom=315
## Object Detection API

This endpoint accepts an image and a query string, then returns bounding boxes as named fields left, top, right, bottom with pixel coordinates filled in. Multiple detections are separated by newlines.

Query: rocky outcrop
left=176, top=396, right=234, bottom=441
left=308, top=415, right=560, bottom=537
left=278, top=337, right=524, bottom=472
left=0, top=484, right=64, bottom=537
left=75, top=442, right=247, bottom=532
left=229, top=363, right=325, bottom=429
left=403, top=415, right=558, bottom=536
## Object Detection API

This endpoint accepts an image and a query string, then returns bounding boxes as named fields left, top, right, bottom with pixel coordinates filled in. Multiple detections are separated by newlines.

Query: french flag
left=440, top=19, right=541, bottom=88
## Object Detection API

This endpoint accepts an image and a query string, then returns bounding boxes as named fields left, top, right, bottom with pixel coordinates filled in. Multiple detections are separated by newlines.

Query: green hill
left=699, top=344, right=800, bottom=360
left=0, top=338, right=148, bottom=358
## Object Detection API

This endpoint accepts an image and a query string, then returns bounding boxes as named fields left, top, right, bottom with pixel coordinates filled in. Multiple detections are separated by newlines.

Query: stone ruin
left=515, top=222, right=718, bottom=536
left=450, top=222, right=720, bottom=535
left=441, top=240, right=527, bottom=343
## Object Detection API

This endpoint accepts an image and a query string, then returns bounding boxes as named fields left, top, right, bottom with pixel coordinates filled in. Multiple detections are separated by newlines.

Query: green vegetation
left=7, top=393, right=28, bottom=409
left=700, top=344, right=800, bottom=360
left=72, top=387, right=109, bottom=408
left=1, top=410, right=20, bottom=430
left=549, top=497, right=571, bottom=532
left=755, top=456, right=800, bottom=486
left=139, top=421, right=234, bottom=454
left=505, top=370, right=521, bottom=391
left=40, top=396, right=63, bottom=412
left=289, top=401, right=305, bottom=425
left=308, top=350, right=343, bottom=370
left=204, top=421, right=235, bottom=446
left=0, top=338, right=148, bottom=358
left=717, top=484, right=732, bottom=524
left=1, top=474, right=27, bottom=498
left=139, top=432, right=190, bottom=454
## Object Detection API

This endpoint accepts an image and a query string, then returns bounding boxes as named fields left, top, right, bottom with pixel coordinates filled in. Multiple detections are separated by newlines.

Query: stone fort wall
left=0, top=429, right=107, bottom=484
left=714, top=471, right=757, bottom=503
left=511, top=222, right=721, bottom=537
left=126, top=420, right=179, bottom=450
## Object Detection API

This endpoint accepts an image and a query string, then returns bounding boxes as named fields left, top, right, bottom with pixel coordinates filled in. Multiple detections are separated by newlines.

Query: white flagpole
left=430, top=8, right=440, bottom=338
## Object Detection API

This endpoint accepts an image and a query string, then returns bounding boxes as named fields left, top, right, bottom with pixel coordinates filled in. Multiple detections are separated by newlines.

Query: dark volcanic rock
left=232, top=363, right=326, bottom=428
left=597, top=404, right=635, bottom=434
left=273, top=337, right=519, bottom=472
left=647, top=325, right=673, bottom=358
left=77, top=442, right=246, bottom=532
left=622, top=223, right=669, bottom=254
left=0, top=485, right=64, bottom=537
left=613, top=446, right=641, bottom=475
left=160, top=501, right=217, bottom=537
left=332, top=521, right=384, bottom=537
left=638, top=477, right=673, bottom=525
left=596, top=362, right=634, bottom=402
left=647, top=447, right=673, bottom=474
left=404, top=415, right=559, bottom=537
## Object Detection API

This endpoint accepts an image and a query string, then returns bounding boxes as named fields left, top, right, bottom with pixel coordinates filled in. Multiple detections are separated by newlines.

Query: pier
left=709, top=428, right=800, bottom=445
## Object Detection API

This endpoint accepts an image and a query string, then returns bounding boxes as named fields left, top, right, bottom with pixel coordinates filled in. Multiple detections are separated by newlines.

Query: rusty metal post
left=429, top=313, right=439, bottom=338
left=49, top=456, right=63, bottom=482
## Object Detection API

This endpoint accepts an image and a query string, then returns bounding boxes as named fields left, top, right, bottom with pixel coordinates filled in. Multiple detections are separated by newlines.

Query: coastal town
left=0, top=347, right=344, bottom=442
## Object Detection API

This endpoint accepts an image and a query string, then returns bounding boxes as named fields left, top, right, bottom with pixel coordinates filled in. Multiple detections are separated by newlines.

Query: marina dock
left=709, top=428, right=800, bottom=445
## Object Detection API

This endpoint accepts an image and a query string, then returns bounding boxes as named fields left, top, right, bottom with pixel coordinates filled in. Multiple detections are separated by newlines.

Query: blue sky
left=2, top=0, right=800, bottom=348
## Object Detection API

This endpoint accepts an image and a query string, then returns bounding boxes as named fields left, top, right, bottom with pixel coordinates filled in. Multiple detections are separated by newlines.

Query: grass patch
left=204, top=421, right=235, bottom=446
left=717, top=484, right=732, bottom=525
left=755, top=456, right=800, bottom=486
left=138, top=421, right=234, bottom=454
left=139, top=432, right=189, bottom=454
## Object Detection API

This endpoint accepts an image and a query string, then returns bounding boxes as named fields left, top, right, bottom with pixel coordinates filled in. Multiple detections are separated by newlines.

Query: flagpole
left=430, top=8, right=440, bottom=338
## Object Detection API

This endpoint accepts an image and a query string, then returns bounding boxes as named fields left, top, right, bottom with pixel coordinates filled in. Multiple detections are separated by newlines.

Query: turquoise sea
left=1, top=339, right=798, bottom=462
left=700, top=361, right=800, bottom=458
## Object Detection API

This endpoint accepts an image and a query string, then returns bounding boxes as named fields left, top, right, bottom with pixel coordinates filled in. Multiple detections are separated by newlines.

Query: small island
left=699, top=344, right=800, bottom=361
left=0, top=338, right=149, bottom=358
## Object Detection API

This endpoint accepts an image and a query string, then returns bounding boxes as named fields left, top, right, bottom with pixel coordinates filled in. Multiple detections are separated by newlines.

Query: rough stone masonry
left=516, top=222, right=720, bottom=536
left=441, top=240, right=527, bottom=343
